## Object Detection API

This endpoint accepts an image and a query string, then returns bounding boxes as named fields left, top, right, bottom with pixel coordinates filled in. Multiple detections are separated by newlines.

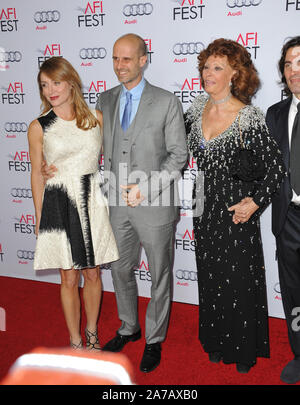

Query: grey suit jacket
left=96, top=80, right=188, bottom=225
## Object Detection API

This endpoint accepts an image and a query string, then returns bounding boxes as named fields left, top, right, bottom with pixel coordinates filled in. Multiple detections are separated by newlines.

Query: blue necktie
left=121, top=91, right=132, bottom=132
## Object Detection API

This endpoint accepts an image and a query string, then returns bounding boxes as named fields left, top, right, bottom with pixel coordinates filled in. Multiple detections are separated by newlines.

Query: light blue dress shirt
left=119, top=77, right=145, bottom=125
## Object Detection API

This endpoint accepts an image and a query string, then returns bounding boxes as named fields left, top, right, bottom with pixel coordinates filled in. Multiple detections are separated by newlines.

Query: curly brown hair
left=197, top=38, right=260, bottom=105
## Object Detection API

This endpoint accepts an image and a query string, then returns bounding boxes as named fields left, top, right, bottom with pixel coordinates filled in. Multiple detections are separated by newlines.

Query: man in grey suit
left=96, top=33, right=187, bottom=372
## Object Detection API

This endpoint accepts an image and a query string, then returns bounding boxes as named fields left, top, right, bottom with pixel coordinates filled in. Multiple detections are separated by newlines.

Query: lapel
left=277, top=96, right=292, bottom=170
left=129, top=80, right=154, bottom=147
left=106, top=85, right=122, bottom=162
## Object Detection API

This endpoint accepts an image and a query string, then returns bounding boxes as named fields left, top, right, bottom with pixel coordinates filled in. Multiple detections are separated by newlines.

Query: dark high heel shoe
left=85, top=328, right=101, bottom=351
left=236, top=363, right=251, bottom=373
left=70, top=339, right=83, bottom=350
left=208, top=352, right=222, bottom=363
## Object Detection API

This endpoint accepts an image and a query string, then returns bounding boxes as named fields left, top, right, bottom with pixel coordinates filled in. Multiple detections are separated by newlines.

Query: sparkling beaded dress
left=185, top=94, right=285, bottom=366
left=34, top=109, right=119, bottom=271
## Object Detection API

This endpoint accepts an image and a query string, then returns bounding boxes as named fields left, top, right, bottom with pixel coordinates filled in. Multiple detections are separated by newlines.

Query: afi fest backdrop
left=0, top=0, right=299, bottom=319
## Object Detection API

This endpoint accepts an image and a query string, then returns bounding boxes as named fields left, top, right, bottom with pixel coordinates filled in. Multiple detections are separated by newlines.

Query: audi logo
left=0, top=51, right=22, bottom=63
left=34, top=10, right=61, bottom=23
left=173, top=42, right=205, bottom=56
left=11, top=188, right=32, bottom=199
left=79, top=48, right=107, bottom=60
left=17, top=250, right=35, bottom=260
left=176, top=269, right=198, bottom=281
left=226, top=0, right=262, bottom=7
left=123, top=3, right=153, bottom=16
left=4, top=122, right=28, bottom=133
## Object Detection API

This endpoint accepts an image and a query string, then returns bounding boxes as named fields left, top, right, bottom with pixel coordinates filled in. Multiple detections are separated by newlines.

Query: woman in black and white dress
left=28, top=57, right=118, bottom=350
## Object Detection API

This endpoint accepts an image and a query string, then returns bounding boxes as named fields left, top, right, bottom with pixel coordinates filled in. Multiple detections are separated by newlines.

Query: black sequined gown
left=185, top=95, right=285, bottom=366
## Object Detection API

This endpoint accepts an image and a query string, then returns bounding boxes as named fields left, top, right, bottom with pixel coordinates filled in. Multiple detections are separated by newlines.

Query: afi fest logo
left=37, top=43, right=62, bottom=67
left=14, top=214, right=36, bottom=235
left=173, top=77, right=203, bottom=104
left=1, top=82, right=25, bottom=105
left=123, top=2, right=154, bottom=25
left=0, top=7, right=18, bottom=32
left=236, top=32, right=260, bottom=59
left=285, top=0, right=300, bottom=10
left=144, top=39, right=154, bottom=63
left=77, top=1, right=105, bottom=27
left=134, top=260, right=151, bottom=282
left=83, top=80, right=107, bottom=104
left=172, top=0, right=205, bottom=21
left=175, top=228, right=195, bottom=251
left=8, top=151, right=31, bottom=172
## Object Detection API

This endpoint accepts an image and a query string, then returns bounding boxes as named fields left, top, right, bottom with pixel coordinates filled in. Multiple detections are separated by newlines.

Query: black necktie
left=290, top=102, right=300, bottom=195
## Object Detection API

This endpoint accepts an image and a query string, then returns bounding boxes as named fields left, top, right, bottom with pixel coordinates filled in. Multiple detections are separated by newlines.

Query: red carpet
left=0, top=275, right=297, bottom=386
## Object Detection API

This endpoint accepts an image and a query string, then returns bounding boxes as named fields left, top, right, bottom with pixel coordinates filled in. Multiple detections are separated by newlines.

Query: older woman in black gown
left=185, top=38, right=285, bottom=373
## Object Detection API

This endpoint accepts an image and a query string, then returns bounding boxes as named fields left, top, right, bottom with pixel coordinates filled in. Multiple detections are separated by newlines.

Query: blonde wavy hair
left=37, top=56, right=98, bottom=130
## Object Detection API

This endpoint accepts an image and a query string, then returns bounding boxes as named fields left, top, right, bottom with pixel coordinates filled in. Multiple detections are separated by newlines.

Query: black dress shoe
left=140, top=343, right=161, bottom=373
left=281, top=359, right=300, bottom=384
left=102, top=330, right=141, bottom=352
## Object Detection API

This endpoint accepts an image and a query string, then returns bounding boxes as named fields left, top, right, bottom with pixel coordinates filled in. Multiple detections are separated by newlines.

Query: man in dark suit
left=266, top=36, right=300, bottom=384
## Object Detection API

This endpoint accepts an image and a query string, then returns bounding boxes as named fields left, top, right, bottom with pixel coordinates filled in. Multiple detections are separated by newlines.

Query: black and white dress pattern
left=34, top=109, right=119, bottom=270
left=185, top=94, right=285, bottom=366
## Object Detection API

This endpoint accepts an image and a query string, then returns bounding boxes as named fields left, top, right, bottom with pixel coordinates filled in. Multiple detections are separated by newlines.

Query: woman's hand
left=228, top=197, right=259, bottom=224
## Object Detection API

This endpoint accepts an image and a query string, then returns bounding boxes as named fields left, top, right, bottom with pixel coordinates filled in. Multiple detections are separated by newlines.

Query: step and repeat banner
left=0, top=0, right=299, bottom=318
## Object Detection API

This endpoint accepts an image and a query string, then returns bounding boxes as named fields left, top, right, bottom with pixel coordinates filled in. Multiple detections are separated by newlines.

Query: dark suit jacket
left=266, top=96, right=292, bottom=238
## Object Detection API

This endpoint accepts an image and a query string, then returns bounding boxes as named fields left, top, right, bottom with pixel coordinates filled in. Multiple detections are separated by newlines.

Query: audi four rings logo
left=80, top=48, right=107, bottom=60
left=11, top=188, right=32, bottom=199
left=5, top=122, right=28, bottom=132
left=34, top=10, right=61, bottom=23
left=123, top=3, right=153, bottom=16
left=17, top=250, right=34, bottom=260
left=0, top=51, right=22, bottom=63
left=226, top=0, right=262, bottom=7
left=173, top=42, right=205, bottom=56
left=176, top=269, right=198, bottom=281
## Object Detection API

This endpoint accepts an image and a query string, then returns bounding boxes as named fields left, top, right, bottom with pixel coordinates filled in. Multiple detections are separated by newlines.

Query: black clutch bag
left=230, top=114, right=265, bottom=182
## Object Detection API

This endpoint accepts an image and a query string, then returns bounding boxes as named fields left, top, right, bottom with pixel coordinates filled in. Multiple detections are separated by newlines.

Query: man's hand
left=228, top=197, right=259, bottom=224
left=121, top=184, right=145, bottom=207
left=41, top=160, right=57, bottom=182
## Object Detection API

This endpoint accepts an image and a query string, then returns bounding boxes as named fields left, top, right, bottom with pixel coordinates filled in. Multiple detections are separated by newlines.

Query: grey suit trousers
left=109, top=206, right=175, bottom=344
